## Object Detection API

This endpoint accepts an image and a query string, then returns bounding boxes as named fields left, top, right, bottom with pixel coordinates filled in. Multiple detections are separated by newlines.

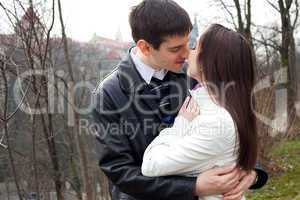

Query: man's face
left=148, top=33, right=190, bottom=72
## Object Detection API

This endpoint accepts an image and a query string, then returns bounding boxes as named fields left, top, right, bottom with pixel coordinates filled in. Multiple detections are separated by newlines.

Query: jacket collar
left=118, top=47, right=186, bottom=94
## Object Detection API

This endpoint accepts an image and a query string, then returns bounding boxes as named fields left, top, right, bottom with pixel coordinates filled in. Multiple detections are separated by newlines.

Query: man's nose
left=182, top=45, right=190, bottom=59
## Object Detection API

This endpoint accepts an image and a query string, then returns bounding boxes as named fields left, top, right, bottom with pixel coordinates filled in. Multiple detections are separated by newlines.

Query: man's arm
left=92, top=88, right=196, bottom=200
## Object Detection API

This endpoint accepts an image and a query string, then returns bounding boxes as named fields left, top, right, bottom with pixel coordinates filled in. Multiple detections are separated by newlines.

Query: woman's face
left=187, top=41, right=203, bottom=83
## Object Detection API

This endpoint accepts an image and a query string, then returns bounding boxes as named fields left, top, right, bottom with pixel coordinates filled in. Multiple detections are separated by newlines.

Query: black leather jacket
left=92, top=53, right=268, bottom=200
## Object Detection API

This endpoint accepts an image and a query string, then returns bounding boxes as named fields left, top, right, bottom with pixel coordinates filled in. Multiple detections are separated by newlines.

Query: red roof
left=0, top=34, right=17, bottom=46
left=105, top=49, right=121, bottom=60
left=91, top=36, right=130, bottom=49
left=21, top=6, right=40, bottom=23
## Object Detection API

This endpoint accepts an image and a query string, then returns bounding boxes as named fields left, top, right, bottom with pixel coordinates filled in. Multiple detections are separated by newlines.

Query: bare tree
left=1, top=0, right=116, bottom=199
left=57, top=0, right=94, bottom=199
left=0, top=51, right=24, bottom=200
left=215, top=0, right=253, bottom=45
left=0, top=0, right=66, bottom=199
left=265, top=0, right=300, bottom=129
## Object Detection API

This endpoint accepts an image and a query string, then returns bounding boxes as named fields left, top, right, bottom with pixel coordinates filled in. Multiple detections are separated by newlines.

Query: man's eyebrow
left=168, top=45, right=183, bottom=49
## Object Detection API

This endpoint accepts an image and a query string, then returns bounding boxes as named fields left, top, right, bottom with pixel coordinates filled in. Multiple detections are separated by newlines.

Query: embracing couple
left=92, top=0, right=268, bottom=200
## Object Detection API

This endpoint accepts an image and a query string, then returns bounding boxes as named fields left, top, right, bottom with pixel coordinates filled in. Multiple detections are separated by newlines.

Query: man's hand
left=222, top=170, right=257, bottom=200
left=194, top=164, right=243, bottom=197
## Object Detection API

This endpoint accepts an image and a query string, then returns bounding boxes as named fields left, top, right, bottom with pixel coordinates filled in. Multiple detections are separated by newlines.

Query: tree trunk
left=278, top=0, right=297, bottom=130
left=1, top=66, right=24, bottom=200
left=57, top=0, right=94, bottom=198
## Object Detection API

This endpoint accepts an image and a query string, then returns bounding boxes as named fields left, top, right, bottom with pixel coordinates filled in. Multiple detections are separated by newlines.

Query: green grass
left=246, top=137, right=300, bottom=200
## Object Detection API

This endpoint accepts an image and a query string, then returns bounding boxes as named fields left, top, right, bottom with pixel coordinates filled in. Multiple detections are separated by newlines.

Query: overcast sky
left=0, top=0, right=290, bottom=42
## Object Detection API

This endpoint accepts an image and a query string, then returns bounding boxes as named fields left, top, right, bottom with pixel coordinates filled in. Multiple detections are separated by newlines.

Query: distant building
left=90, top=34, right=131, bottom=72
left=115, top=26, right=123, bottom=42
left=90, top=34, right=130, bottom=50
left=189, top=15, right=199, bottom=49
left=15, top=6, right=45, bottom=47
left=1, top=5, right=133, bottom=84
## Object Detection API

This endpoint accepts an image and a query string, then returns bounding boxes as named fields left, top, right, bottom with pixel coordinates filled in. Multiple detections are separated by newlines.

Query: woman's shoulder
left=191, top=108, right=236, bottom=139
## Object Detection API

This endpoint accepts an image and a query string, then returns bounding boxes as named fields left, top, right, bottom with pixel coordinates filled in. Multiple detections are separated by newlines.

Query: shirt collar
left=130, top=48, right=168, bottom=84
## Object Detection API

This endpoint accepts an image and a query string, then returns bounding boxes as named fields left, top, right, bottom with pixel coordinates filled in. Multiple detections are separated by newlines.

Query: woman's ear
left=136, top=40, right=151, bottom=56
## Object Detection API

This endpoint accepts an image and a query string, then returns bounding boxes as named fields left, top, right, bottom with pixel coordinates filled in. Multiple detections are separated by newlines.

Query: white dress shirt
left=130, top=48, right=168, bottom=84
left=142, top=86, right=246, bottom=200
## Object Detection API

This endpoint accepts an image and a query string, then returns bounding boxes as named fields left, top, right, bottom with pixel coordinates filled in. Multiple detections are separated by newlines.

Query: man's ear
left=136, top=40, right=152, bottom=56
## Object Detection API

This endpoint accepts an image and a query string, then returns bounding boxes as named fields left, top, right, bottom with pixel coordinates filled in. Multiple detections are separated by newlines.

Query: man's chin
left=164, top=62, right=185, bottom=72
left=168, top=65, right=182, bottom=72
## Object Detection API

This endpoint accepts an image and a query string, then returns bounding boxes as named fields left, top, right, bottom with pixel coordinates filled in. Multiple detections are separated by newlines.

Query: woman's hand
left=178, top=96, right=200, bottom=121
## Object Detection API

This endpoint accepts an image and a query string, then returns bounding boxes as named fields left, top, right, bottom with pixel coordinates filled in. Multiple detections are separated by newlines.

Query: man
left=92, top=0, right=268, bottom=200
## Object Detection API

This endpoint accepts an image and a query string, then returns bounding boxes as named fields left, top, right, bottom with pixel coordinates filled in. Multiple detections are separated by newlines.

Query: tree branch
left=266, top=0, right=281, bottom=12
left=252, top=23, right=282, bottom=33
left=292, top=0, right=299, bottom=30
left=252, top=36, right=281, bottom=51
left=285, top=0, right=293, bottom=11
left=246, top=0, right=252, bottom=31
left=233, top=0, right=244, bottom=31
left=216, top=0, right=238, bottom=29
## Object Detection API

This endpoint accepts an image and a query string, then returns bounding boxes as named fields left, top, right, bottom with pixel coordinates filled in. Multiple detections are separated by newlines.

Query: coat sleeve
left=141, top=115, right=229, bottom=177
left=92, top=87, right=197, bottom=200
left=250, top=162, right=269, bottom=189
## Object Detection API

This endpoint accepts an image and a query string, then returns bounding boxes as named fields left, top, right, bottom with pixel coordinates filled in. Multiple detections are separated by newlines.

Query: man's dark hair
left=129, top=0, right=192, bottom=49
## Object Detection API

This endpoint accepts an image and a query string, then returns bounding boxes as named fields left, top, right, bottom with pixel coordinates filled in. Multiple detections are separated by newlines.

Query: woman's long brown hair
left=197, top=24, right=257, bottom=171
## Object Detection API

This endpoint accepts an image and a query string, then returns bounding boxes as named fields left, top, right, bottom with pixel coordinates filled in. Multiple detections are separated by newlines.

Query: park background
left=0, top=0, right=300, bottom=199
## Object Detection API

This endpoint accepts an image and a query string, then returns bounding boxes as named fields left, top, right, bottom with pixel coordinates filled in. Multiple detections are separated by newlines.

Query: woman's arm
left=142, top=113, right=232, bottom=177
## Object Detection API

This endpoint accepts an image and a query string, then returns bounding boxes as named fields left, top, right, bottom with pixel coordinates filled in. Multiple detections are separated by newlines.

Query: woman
left=141, top=24, right=257, bottom=200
